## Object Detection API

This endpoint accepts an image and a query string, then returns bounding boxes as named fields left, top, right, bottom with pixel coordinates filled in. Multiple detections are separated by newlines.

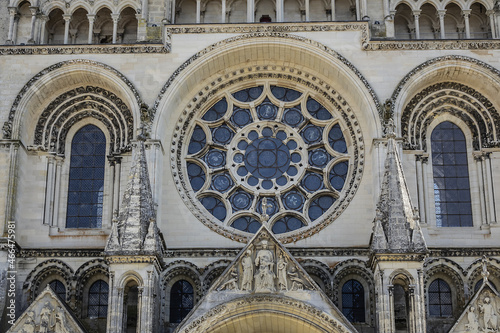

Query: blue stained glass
left=257, top=99, right=277, bottom=120
left=201, top=196, right=226, bottom=221
left=291, top=153, right=301, bottom=163
left=282, top=190, right=305, bottom=211
left=248, top=131, right=258, bottom=141
left=233, top=86, right=263, bottom=102
left=202, top=98, right=228, bottom=121
left=187, top=162, right=205, bottom=192
left=287, top=140, right=297, bottom=150
left=66, top=125, right=105, bottom=229
left=230, top=190, right=253, bottom=211
left=271, top=86, right=302, bottom=101
left=188, top=125, right=206, bottom=154
left=248, top=176, right=259, bottom=186
left=231, top=216, right=261, bottom=233
left=262, top=180, right=273, bottom=190
left=276, top=131, right=287, bottom=141
left=308, top=195, right=335, bottom=221
left=203, top=149, right=226, bottom=168
left=170, top=280, right=194, bottom=324
left=233, top=153, right=243, bottom=163
left=329, top=124, right=348, bottom=153
left=342, top=280, right=365, bottom=323
left=276, top=176, right=287, bottom=186
left=88, top=280, right=109, bottom=319
left=301, top=172, right=324, bottom=192
left=272, top=216, right=305, bottom=234
left=231, top=108, right=252, bottom=128
left=257, top=196, right=279, bottom=216
left=245, top=137, right=291, bottom=180
left=211, top=173, right=233, bottom=193
left=306, top=97, right=332, bottom=120
left=282, top=106, right=304, bottom=127
left=330, top=161, right=349, bottom=191
left=309, top=148, right=332, bottom=168
left=237, top=141, right=248, bottom=150
left=301, top=124, right=323, bottom=144
left=211, top=125, right=234, bottom=145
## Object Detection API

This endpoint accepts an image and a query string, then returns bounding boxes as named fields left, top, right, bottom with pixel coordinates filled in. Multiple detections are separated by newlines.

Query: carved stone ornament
left=448, top=264, right=500, bottom=333
left=7, top=285, right=86, bottom=333
left=174, top=224, right=357, bottom=333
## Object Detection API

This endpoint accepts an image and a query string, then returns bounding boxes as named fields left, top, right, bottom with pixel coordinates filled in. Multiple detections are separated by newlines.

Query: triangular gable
left=174, top=225, right=358, bottom=333
left=448, top=280, right=500, bottom=333
left=7, top=285, right=86, bottom=333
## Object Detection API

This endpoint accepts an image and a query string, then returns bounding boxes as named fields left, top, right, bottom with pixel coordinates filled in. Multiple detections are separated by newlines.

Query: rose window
left=184, top=84, right=353, bottom=236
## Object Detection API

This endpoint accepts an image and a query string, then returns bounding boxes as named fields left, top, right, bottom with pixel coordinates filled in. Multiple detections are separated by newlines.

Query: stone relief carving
left=277, top=254, right=288, bottom=291
left=254, top=239, right=276, bottom=293
left=466, top=306, right=480, bottom=332
left=478, top=295, right=499, bottom=332
left=241, top=250, right=254, bottom=292
left=218, top=267, right=239, bottom=291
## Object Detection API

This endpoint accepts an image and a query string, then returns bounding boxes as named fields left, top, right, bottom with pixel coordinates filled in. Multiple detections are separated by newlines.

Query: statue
left=254, top=239, right=275, bottom=292
left=260, top=198, right=273, bottom=222
left=277, top=253, right=288, bottom=291
left=54, top=307, right=70, bottom=333
left=465, top=306, right=479, bottom=332
left=479, top=296, right=498, bottom=331
left=289, top=266, right=304, bottom=291
left=20, top=311, right=35, bottom=333
left=219, top=267, right=239, bottom=291
left=482, top=256, right=490, bottom=283
left=241, top=250, right=254, bottom=291
left=39, top=302, right=52, bottom=333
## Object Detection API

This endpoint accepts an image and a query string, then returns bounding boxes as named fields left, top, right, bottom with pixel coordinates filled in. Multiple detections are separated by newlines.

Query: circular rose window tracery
left=180, top=82, right=358, bottom=239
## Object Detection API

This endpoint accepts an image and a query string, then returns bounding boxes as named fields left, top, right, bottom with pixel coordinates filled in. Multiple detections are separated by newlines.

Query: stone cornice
left=365, top=39, right=500, bottom=51
left=0, top=43, right=168, bottom=55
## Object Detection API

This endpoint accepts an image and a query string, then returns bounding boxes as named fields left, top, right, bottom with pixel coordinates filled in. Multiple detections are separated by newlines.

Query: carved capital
left=62, top=14, right=71, bottom=22
left=462, top=9, right=472, bottom=17
left=8, top=7, right=18, bottom=16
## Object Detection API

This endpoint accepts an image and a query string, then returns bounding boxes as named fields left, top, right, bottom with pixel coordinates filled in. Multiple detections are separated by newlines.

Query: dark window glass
left=431, top=122, right=472, bottom=227
left=428, top=278, right=452, bottom=317
left=271, top=215, right=305, bottom=234
left=230, top=216, right=261, bottom=233
left=49, top=280, right=66, bottom=300
left=342, top=279, right=365, bottom=323
left=474, top=280, right=497, bottom=293
left=66, top=125, right=106, bottom=229
left=88, top=280, right=108, bottom=318
left=170, top=280, right=194, bottom=323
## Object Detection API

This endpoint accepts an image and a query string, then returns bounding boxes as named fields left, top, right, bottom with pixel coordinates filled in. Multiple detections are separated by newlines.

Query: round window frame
left=171, top=73, right=364, bottom=243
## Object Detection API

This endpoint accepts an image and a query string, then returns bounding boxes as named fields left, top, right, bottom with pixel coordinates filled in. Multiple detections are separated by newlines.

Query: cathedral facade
left=0, top=0, right=499, bottom=332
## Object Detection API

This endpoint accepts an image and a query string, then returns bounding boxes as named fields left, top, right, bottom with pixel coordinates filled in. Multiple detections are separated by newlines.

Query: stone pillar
left=43, top=155, right=56, bottom=226
left=413, top=10, right=421, bottom=39
left=330, top=0, right=335, bottom=20
left=196, top=0, right=201, bottom=23
left=408, top=286, right=416, bottom=333
left=63, top=14, right=71, bottom=44
left=113, top=157, right=122, bottom=216
left=108, top=156, right=116, bottom=225
left=137, top=287, right=144, bottom=331
left=247, top=0, right=254, bottom=22
left=416, top=270, right=427, bottom=332
left=475, top=153, right=488, bottom=229
left=52, top=157, right=63, bottom=229
left=112, top=13, right=120, bottom=44
left=305, top=0, right=310, bottom=21
left=6, top=7, right=18, bottom=44
left=87, top=14, right=95, bottom=44
left=142, top=0, right=149, bottom=19
left=39, top=15, right=48, bottom=44
left=276, top=0, right=284, bottom=22
left=462, top=9, right=471, bottom=38
left=486, top=10, right=497, bottom=38
left=221, top=0, right=226, bottom=23
left=361, top=0, right=368, bottom=20
left=484, top=153, right=497, bottom=224
left=355, top=0, right=361, bottom=20
left=28, top=6, right=38, bottom=44
left=415, top=155, right=427, bottom=225
left=388, top=285, right=395, bottom=333
left=438, top=10, right=446, bottom=39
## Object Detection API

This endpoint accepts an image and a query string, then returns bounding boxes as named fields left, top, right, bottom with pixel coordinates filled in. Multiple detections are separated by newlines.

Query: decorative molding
left=4, top=59, right=142, bottom=140
left=364, top=39, right=500, bottom=51
left=0, top=44, right=168, bottom=56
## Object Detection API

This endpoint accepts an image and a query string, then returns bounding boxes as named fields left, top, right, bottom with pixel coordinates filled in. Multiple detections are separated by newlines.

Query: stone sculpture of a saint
left=254, top=240, right=276, bottom=292
left=241, top=250, right=253, bottom=291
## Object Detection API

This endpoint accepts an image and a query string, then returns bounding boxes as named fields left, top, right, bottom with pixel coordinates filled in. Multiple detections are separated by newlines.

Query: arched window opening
left=443, top=3, right=462, bottom=39
left=283, top=0, right=302, bottom=22
left=420, top=4, right=439, bottom=39
left=394, top=284, right=409, bottom=331
left=429, top=278, right=452, bottom=317
left=49, top=280, right=67, bottom=301
left=342, top=279, right=365, bottom=323
left=227, top=0, right=247, bottom=23
left=176, top=0, right=197, bottom=23
left=45, top=9, right=65, bottom=44
left=394, top=3, right=413, bottom=39
left=335, top=0, right=355, bottom=20
left=469, top=2, right=489, bottom=39
left=309, top=0, right=328, bottom=21
left=124, top=281, right=139, bottom=332
left=66, top=124, right=106, bottom=229
left=120, top=7, right=138, bottom=43
left=95, top=8, right=113, bottom=43
left=431, top=122, right=472, bottom=227
left=255, top=0, right=276, bottom=22
left=88, top=280, right=109, bottom=318
left=16, top=1, right=32, bottom=45
left=170, top=280, right=194, bottom=323
left=71, top=8, right=90, bottom=44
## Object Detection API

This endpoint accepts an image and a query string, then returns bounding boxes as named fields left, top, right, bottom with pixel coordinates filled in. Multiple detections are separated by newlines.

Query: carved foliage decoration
left=32, top=86, right=133, bottom=155
left=401, top=82, right=500, bottom=151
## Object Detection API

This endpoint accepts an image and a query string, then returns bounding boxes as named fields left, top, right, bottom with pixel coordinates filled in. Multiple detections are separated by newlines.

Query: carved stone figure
left=482, top=256, right=490, bottom=282
left=254, top=240, right=275, bottom=292
left=260, top=197, right=273, bottom=222
left=241, top=250, right=254, bottom=291
left=465, top=306, right=479, bottom=332
left=277, top=254, right=288, bottom=291
left=39, top=302, right=52, bottom=333
left=479, top=296, right=498, bottom=331
left=20, top=311, right=36, bottom=333
left=219, top=267, right=239, bottom=291
left=289, top=266, right=304, bottom=291
left=54, top=307, right=70, bottom=333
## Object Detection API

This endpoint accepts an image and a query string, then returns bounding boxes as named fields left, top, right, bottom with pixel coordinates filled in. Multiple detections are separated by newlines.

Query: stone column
left=330, top=0, right=335, bottom=20
left=486, top=10, right=496, bottom=38
left=276, top=0, right=284, bottom=22
left=388, top=285, right=395, bottom=333
left=438, top=10, right=446, bottom=39
left=137, top=287, right=144, bottom=331
left=413, top=10, right=421, bottom=39
left=196, top=0, right=201, bottom=23
left=63, top=14, right=71, bottom=44
left=112, top=13, right=120, bottom=44
left=484, top=153, right=497, bottom=224
left=6, top=7, right=18, bottom=44
left=408, top=286, right=416, bottom=333
left=361, top=0, right=368, bottom=20
left=87, top=14, right=95, bottom=44
left=355, top=0, right=361, bottom=20
left=43, top=155, right=56, bottom=226
left=52, top=157, right=63, bottom=229
left=221, top=0, right=226, bottom=23
left=39, top=15, right=48, bottom=44
left=108, top=156, right=116, bottom=225
left=416, top=270, right=427, bottom=332
left=247, top=0, right=254, bottom=22
left=113, top=157, right=122, bottom=216
left=475, top=153, right=488, bottom=229
left=415, top=155, right=427, bottom=225
left=305, top=0, right=310, bottom=21
left=462, top=9, right=471, bottom=38
left=28, top=6, right=38, bottom=44
left=142, top=0, right=149, bottom=19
